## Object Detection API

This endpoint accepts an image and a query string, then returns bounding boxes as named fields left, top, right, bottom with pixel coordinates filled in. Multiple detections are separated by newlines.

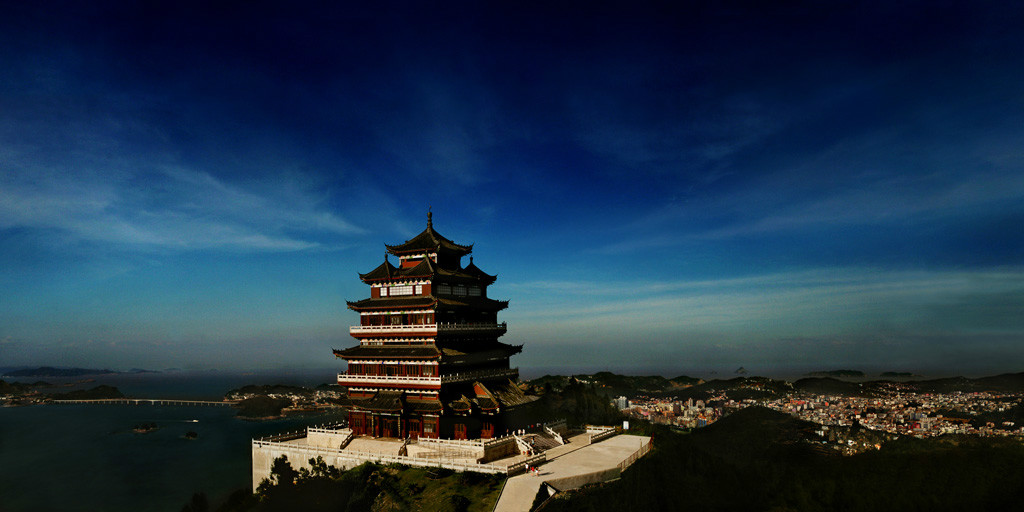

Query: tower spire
left=427, top=207, right=432, bottom=229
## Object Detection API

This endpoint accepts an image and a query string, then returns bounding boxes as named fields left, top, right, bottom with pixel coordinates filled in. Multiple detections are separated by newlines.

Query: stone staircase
left=530, top=432, right=564, bottom=452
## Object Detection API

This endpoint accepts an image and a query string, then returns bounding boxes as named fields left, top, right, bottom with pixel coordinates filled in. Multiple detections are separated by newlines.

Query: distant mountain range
left=806, top=369, right=865, bottom=378
left=1, top=367, right=158, bottom=378
left=528, top=371, right=1024, bottom=400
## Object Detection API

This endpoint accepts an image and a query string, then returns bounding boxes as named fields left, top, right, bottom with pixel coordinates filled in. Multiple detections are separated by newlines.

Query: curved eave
left=461, top=262, right=497, bottom=285
left=436, top=297, right=509, bottom=311
left=358, top=261, right=398, bottom=283
left=346, top=297, right=439, bottom=311
left=334, top=346, right=441, bottom=359
left=386, top=241, right=473, bottom=256
left=385, top=226, right=473, bottom=256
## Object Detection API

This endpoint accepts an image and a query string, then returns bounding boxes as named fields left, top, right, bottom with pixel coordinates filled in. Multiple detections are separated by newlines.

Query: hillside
left=541, top=407, right=1024, bottom=512
left=49, top=385, right=124, bottom=400
left=528, top=372, right=706, bottom=398
left=793, top=377, right=868, bottom=396
left=908, top=372, right=1024, bottom=393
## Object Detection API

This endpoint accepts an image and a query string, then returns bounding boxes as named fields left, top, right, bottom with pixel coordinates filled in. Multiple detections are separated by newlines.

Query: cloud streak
left=508, top=267, right=1024, bottom=335
left=0, top=159, right=363, bottom=251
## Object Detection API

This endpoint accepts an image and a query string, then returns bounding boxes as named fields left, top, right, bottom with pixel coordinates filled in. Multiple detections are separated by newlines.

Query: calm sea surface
left=0, top=370, right=346, bottom=512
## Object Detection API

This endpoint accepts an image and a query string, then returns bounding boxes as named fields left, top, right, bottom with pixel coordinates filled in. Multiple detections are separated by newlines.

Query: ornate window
left=391, top=285, right=413, bottom=296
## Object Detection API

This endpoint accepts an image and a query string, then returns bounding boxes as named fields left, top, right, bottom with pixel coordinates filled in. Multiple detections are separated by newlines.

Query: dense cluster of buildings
left=765, top=389, right=1024, bottom=437
left=616, top=385, right=1024, bottom=442
left=617, top=395, right=724, bottom=429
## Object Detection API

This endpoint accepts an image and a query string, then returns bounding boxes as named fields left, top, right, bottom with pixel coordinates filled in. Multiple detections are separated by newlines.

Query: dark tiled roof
left=492, top=379, right=538, bottom=407
left=347, top=295, right=507, bottom=311
left=400, top=257, right=437, bottom=279
left=436, top=296, right=509, bottom=311
left=361, top=256, right=490, bottom=284
left=385, top=217, right=472, bottom=256
left=476, top=397, right=499, bottom=410
left=472, top=381, right=500, bottom=411
left=440, top=345, right=521, bottom=364
left=359, top=260, right=398, bottom=282
left=405, top=398, right=443, bottom=414
left=347, top=296, right=438, bottom=310
left=351, top=390, right=404, bottom=412
left=333, top=345, right=441, bottom=359
left=449, top=395, right=473, bottom=412
left=461, top=257, right=497, bottom=285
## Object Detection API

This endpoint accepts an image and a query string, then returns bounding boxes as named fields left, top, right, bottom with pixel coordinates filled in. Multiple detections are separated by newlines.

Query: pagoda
left=334, top=212, right=529, bottom=440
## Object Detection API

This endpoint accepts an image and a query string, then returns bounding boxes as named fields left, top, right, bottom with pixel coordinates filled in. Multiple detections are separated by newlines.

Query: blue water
left=0, top=371, right=345, bottom=512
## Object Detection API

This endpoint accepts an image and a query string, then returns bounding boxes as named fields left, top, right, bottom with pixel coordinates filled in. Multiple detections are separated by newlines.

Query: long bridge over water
left=49, top=398, right=240, bottom=406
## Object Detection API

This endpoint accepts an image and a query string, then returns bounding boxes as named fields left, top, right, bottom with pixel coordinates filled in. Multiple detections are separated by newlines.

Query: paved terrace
left=494, top=434, right=652, bottom=512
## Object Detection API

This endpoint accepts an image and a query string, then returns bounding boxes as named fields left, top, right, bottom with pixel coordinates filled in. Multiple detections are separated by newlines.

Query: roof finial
left=470, top=255, right=474, bottom=264
left=427, top=207, right=433, bottom=228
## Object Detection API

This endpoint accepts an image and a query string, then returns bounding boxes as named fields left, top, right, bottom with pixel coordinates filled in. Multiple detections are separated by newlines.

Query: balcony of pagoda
left=437, top=322, right=507, bottom=336
left=336, top=373, right=442, bottom=390
left=349, top=323, right=439, bottom=336
left=349, top=322, right=507, bottom=337
left=441, top=367, right=519, bottom=384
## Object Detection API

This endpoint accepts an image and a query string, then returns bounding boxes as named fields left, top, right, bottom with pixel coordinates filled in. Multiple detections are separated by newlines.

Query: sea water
left=0, top=370, right=345, bottom=512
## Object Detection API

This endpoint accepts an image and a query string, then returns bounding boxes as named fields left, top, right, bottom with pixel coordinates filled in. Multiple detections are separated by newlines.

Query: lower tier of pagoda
left=341, top=378, right=538, bottom=440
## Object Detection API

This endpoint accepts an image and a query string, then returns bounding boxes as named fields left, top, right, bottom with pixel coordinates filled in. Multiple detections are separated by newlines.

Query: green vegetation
left=208, top=456, right=505, bottom=512
left=234, top=396, right=292, bottom=419
left=542, top=407, right=1024, bottom=512
left=50, top=385, right=124, bottom=400
left=531, top=378, right=626, bottom=426
left=0, top=379, right=50, bottom=395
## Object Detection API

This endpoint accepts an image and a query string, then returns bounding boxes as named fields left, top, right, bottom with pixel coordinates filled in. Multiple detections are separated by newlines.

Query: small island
left=880, top=371, right=921, bottom=378
left=234, top=396, right=294, bottom=420
left=133, top=422, right=159, bottom=434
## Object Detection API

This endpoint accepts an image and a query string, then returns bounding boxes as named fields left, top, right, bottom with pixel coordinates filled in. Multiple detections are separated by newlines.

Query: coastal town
left=619, top=379, right=1024, bottom=454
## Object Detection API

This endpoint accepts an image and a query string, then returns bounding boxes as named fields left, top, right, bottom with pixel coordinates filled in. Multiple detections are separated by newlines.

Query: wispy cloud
left=0, top=163, right=363, bottom=251
left=507, top=267, right=1024, bottom=336
left=0, top=51, right=367, bottom=253
left=594, top=123, right=1024, bottom=253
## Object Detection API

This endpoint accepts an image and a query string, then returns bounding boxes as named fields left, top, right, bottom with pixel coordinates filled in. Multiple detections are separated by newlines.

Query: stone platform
left=493, top=434, right=652, bottom=512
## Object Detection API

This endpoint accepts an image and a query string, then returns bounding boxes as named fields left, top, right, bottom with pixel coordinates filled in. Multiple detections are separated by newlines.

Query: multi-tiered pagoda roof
left=333, top=212, right=531, bottom=440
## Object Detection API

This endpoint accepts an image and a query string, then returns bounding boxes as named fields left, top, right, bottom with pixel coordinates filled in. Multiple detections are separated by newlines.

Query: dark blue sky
left=2, top=1, right=1022, bottom=377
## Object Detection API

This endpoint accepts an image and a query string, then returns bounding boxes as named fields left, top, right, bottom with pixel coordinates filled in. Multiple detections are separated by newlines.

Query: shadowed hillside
left=541, top=406, right=1024, bottom=512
